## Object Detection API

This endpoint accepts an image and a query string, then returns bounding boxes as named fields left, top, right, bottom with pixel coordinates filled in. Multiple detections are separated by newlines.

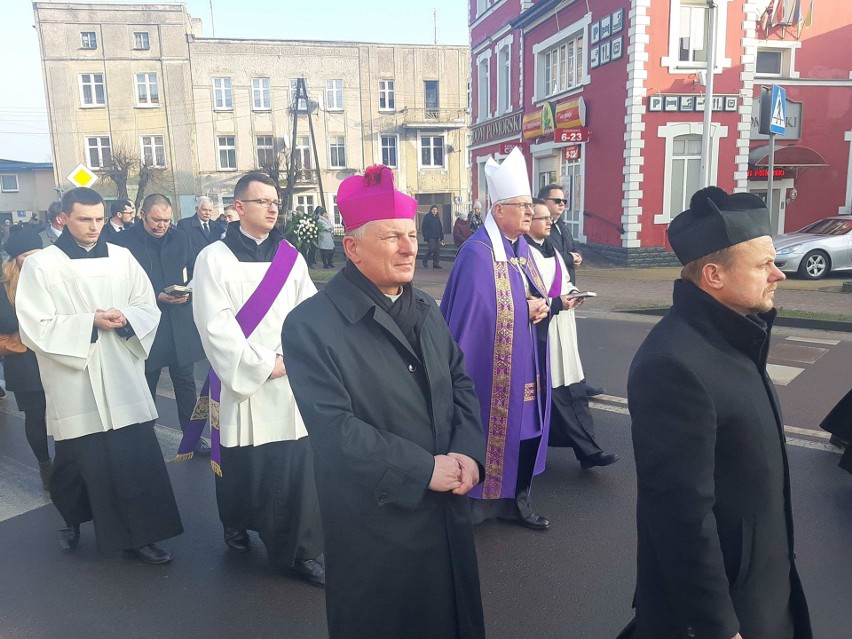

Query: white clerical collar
left=239, top=226, right=268, bottom=244
left=75, top=241, right=97, bottom=252
left=384, top=291, right=402, bottom=303
left=48, top=224, right=62, bottom=238
left=484, top=211, right=511, bottom=262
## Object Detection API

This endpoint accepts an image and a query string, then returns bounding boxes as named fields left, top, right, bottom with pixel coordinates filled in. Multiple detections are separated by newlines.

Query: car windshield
left=797, top=219, right=852, bottom=236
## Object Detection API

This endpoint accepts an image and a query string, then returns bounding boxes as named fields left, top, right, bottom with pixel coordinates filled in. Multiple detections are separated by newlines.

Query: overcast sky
left=1, top=0, right=469, bottom=164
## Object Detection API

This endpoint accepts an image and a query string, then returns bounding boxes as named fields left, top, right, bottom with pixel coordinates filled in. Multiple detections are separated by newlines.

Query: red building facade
left=469, top=0, right=852, bottom=264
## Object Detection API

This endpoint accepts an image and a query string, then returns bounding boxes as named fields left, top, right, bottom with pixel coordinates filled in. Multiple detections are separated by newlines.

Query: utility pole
left=209, top=0, right=216, bottom=37
left=700, top=0, right=718, bottom=187
left=284, top=78, right=327, bottom=216
left=433, top=9, right=437, bottom=45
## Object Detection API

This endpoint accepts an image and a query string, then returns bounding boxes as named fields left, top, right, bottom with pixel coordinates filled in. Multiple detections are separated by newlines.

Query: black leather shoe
left=580, top=452, right=621, bottom=469
left=193, top=438, right=212, bottom=456
left=517, top=513, right=550, bottom=530
left=829, top=434, right=849, bottom=448
left=288, top=554, right=326, bottom=586
left=433, top=265, right=442, bottom=269
left=224, top=527, right=250, bottom=553
left=58, top=525, right=80, bottom=552
left=585, top=384, right=606, bottom=397
left=124, top=543, right=172, bottom=565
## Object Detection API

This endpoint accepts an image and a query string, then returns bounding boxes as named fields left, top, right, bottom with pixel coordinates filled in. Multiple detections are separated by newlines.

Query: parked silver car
left=773, top=217, right=852, bottom=279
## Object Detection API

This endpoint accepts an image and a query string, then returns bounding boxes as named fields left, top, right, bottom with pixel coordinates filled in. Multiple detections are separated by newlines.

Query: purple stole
left=176, top=240, right=299, bottom=476
left=547, top=254, right=563, bottom=298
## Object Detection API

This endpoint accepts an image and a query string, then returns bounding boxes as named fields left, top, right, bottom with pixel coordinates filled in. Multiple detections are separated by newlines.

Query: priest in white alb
left=182, top=171, right=325, bottom=586
left=16, top=187, right=183, bottom=565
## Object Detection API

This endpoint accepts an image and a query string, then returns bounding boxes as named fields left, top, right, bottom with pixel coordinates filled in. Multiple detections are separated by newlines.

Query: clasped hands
left=94, top=307, right=127, bottom=331
left=429, top=453, right=480, bottom=495
left=526, top=297, right=549, bottom=324
left=157, top=291, right=190, bottom=305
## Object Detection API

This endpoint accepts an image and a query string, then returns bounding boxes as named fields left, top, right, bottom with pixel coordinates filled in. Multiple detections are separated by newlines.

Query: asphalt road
left=0, top=315, right=850, bottom=639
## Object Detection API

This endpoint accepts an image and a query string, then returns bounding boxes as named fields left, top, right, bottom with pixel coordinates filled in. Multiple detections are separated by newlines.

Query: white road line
left=785, top=336, right=840, bottom=346
left=590, top=396, right=839, bottom=454
left=766, top=363, right=805, bottom=386
left=0, top=454, right=50, bottom=522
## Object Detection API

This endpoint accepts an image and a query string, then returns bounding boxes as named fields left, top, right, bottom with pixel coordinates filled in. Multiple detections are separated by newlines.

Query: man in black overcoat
left=283, top=165, right=486, bottom=639
left=112, top=193, right=208, bottom=453
left=176, top=196, right=224, bottom=269
left=621, top=187, right=811, bottom=639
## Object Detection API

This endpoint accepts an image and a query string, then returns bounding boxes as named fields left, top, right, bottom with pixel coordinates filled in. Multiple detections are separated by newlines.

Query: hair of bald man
left=141, top=193, right=172, bottom=214
left=196, top=195, right=213, bottom=208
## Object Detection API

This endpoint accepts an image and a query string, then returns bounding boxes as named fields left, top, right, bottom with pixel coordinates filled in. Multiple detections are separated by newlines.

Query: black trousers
left=423, top=239, right=441, bottom=266
left=320, top=248, right=335, bottom=267
left=14, top=390, right=50, bottom=464
left=146, top=364, right=197, bottom=432
left=548, top=382, right=603, bottom=460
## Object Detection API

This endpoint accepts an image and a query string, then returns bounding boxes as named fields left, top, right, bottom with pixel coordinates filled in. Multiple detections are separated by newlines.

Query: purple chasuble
left=440, top=226, right=551, bottom=500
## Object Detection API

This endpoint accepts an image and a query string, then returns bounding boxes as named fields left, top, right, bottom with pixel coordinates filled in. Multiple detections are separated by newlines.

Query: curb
left=619, top=308, right=852, bottom=333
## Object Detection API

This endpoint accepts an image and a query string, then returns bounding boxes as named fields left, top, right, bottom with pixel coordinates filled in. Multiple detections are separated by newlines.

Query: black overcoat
left=176, top=215, right=224, bottom=265
left=625, top=280, right=811, bottom=639
left=0, top=285, right=41, bottom=392
left=282, top=272, right=486, bottom=639
left=111, top=223, right=204, bottom=371
left=548, top=219, right=577, bottom=284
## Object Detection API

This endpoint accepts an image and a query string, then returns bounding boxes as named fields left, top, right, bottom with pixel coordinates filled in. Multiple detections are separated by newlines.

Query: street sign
left=769, top=85, right=787, bottom=135
left=555, top=127, right=589, bottom=144
left=67, top=163, right=98, bottom=188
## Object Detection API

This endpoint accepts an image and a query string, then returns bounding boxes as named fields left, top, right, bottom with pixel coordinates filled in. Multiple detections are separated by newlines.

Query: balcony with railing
left=401, top=107, right=468, bottom=129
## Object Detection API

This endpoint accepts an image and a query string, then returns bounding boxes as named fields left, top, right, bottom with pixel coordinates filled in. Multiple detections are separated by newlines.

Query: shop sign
left=470, top=110, right=524, bottom=146
left=747, top=167, right=787, bottom=179
left=563, top=146, right=582, bottom=161
left=500, top=142, right=524, bottom=155
left=522, top=102, right=557, bottom=140
left=555, top=97, right=587, bottom=129
left=555, top=127, right=589, bottom=144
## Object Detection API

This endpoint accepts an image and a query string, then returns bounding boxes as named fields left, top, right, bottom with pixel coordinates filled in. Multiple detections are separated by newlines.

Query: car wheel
left=798, top=250, right=831, bottom=280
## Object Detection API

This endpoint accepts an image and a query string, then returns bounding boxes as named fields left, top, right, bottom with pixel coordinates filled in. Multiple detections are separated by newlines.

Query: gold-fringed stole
left=211, top=460, right=222, bottom=477
left=482, top=260, right=514, bottom=499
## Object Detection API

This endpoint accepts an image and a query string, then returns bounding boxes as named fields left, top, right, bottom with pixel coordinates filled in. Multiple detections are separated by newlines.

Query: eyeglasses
left=546, top=198, right=568, bottom=205
left=531, top=216, right=552, bottom=221
left=500, top=201, right=534, bottom=211
left=239, top=198, right=281, bottom=209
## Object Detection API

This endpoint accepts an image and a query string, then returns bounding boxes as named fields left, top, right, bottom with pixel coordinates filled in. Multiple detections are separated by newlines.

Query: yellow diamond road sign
left=67, top=163, right=98, bottom=188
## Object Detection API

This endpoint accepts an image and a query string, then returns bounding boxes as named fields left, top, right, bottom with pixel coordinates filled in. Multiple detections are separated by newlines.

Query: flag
left=803, top=0, right=814, bottom=29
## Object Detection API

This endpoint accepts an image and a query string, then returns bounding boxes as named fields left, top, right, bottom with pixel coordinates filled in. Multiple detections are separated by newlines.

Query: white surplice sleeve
left=115, top=247, right=161, bottom=361
left=192, top=246, right=277, bottom=403
left=17, top=255, right=96, bottom=372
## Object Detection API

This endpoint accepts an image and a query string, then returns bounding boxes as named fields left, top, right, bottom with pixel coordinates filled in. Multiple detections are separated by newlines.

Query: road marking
left=786, top=336, right=840, bottom=346
left=770, top=344, right=829, bottom=365
left=766, top=364, right=805, bottom=386
left=590, top=396, right=839, bottom=454
left=0, top=454, right=50, bottom=522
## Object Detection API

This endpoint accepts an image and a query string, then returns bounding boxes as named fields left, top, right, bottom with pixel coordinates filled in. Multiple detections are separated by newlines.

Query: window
left=756, top=50, right=782, bottom=75
left=326, top=80, right=343, bottom=111
left=755, top=43, right=799, bottom=78
left=290, top=79, right=309, bottom=111
left=330, top=194, right=343, bottom=228
left=252, top=78, right=270, bottom=110
left=294, top=136, right=311, bottom=171
left=497, top=44, right=511, bottom=115
left=379, top=80, right=395, bottom=111
left=561, top=157, right=584, bottom=239
left=213, top=77, right=233, bottom=110
left=669, top=135, right=702, bottom=218
left=420, top=135, right=445, bottom=168
left=134, top=32, right=150, bottom=50
left=329, top=136, right=346, bottom=168
left=425, top=80, right=440, bottom=114
left=0, top=175, right=19, bottom=193
left=135, top=73, right=159, bottom=106
left=295, top=194, right=315, bottom=215
left=79, top=73, right=106, bottom=107
left=217, top=136, right=236, bottom=170
left=86, top=136, right=112, bottom=168
left=256, top=135, right=275, bottom=166
left=678, top=1, right=710, bottom=64
left=381, top=135, right=398, bottom=167
left=140, top=135, right=166, bottom=167
left=477, top=57, right=490, bottom=122
left=541, top=33, right=584, bottom=98
left=81, top=32, right=97, bottom=49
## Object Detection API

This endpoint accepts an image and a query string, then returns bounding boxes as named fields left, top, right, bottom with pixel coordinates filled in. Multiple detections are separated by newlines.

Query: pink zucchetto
left=336, top=165, right=418, bottom=232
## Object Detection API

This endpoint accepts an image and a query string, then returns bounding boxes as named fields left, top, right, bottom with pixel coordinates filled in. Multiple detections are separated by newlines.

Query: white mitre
left=484, top=147, right=531, bottom=203
left=483, top=147, right=532, bottom=262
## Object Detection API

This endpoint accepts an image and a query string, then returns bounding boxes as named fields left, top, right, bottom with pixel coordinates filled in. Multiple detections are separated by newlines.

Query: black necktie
left=202, top=222, right=209, bottom=238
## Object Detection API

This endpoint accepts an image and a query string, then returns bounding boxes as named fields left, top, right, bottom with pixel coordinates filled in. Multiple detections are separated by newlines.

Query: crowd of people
left=0, top=148, right=827, bottom=638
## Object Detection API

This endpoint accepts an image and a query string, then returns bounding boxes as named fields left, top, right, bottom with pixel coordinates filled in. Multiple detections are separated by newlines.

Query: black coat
left=421, top=212, right=444, bottom=240
left=99, top=220, right=125, bottom=241
left=111, top=223, right=205, bottom=371
left=626, top=280, right=811, bottom=639
left=548, top=219, right=577, bottom=285
left=282, top=272, right=486, bottom=639
left=0, top=285, right=42, bottom=392
left=176, top=215, right=225, bottom=264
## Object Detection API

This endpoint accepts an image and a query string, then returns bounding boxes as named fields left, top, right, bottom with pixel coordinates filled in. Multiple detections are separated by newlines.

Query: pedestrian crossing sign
left=67, top=163, right=98, bottom=188
left=769, top=85, right=786, bottom=135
